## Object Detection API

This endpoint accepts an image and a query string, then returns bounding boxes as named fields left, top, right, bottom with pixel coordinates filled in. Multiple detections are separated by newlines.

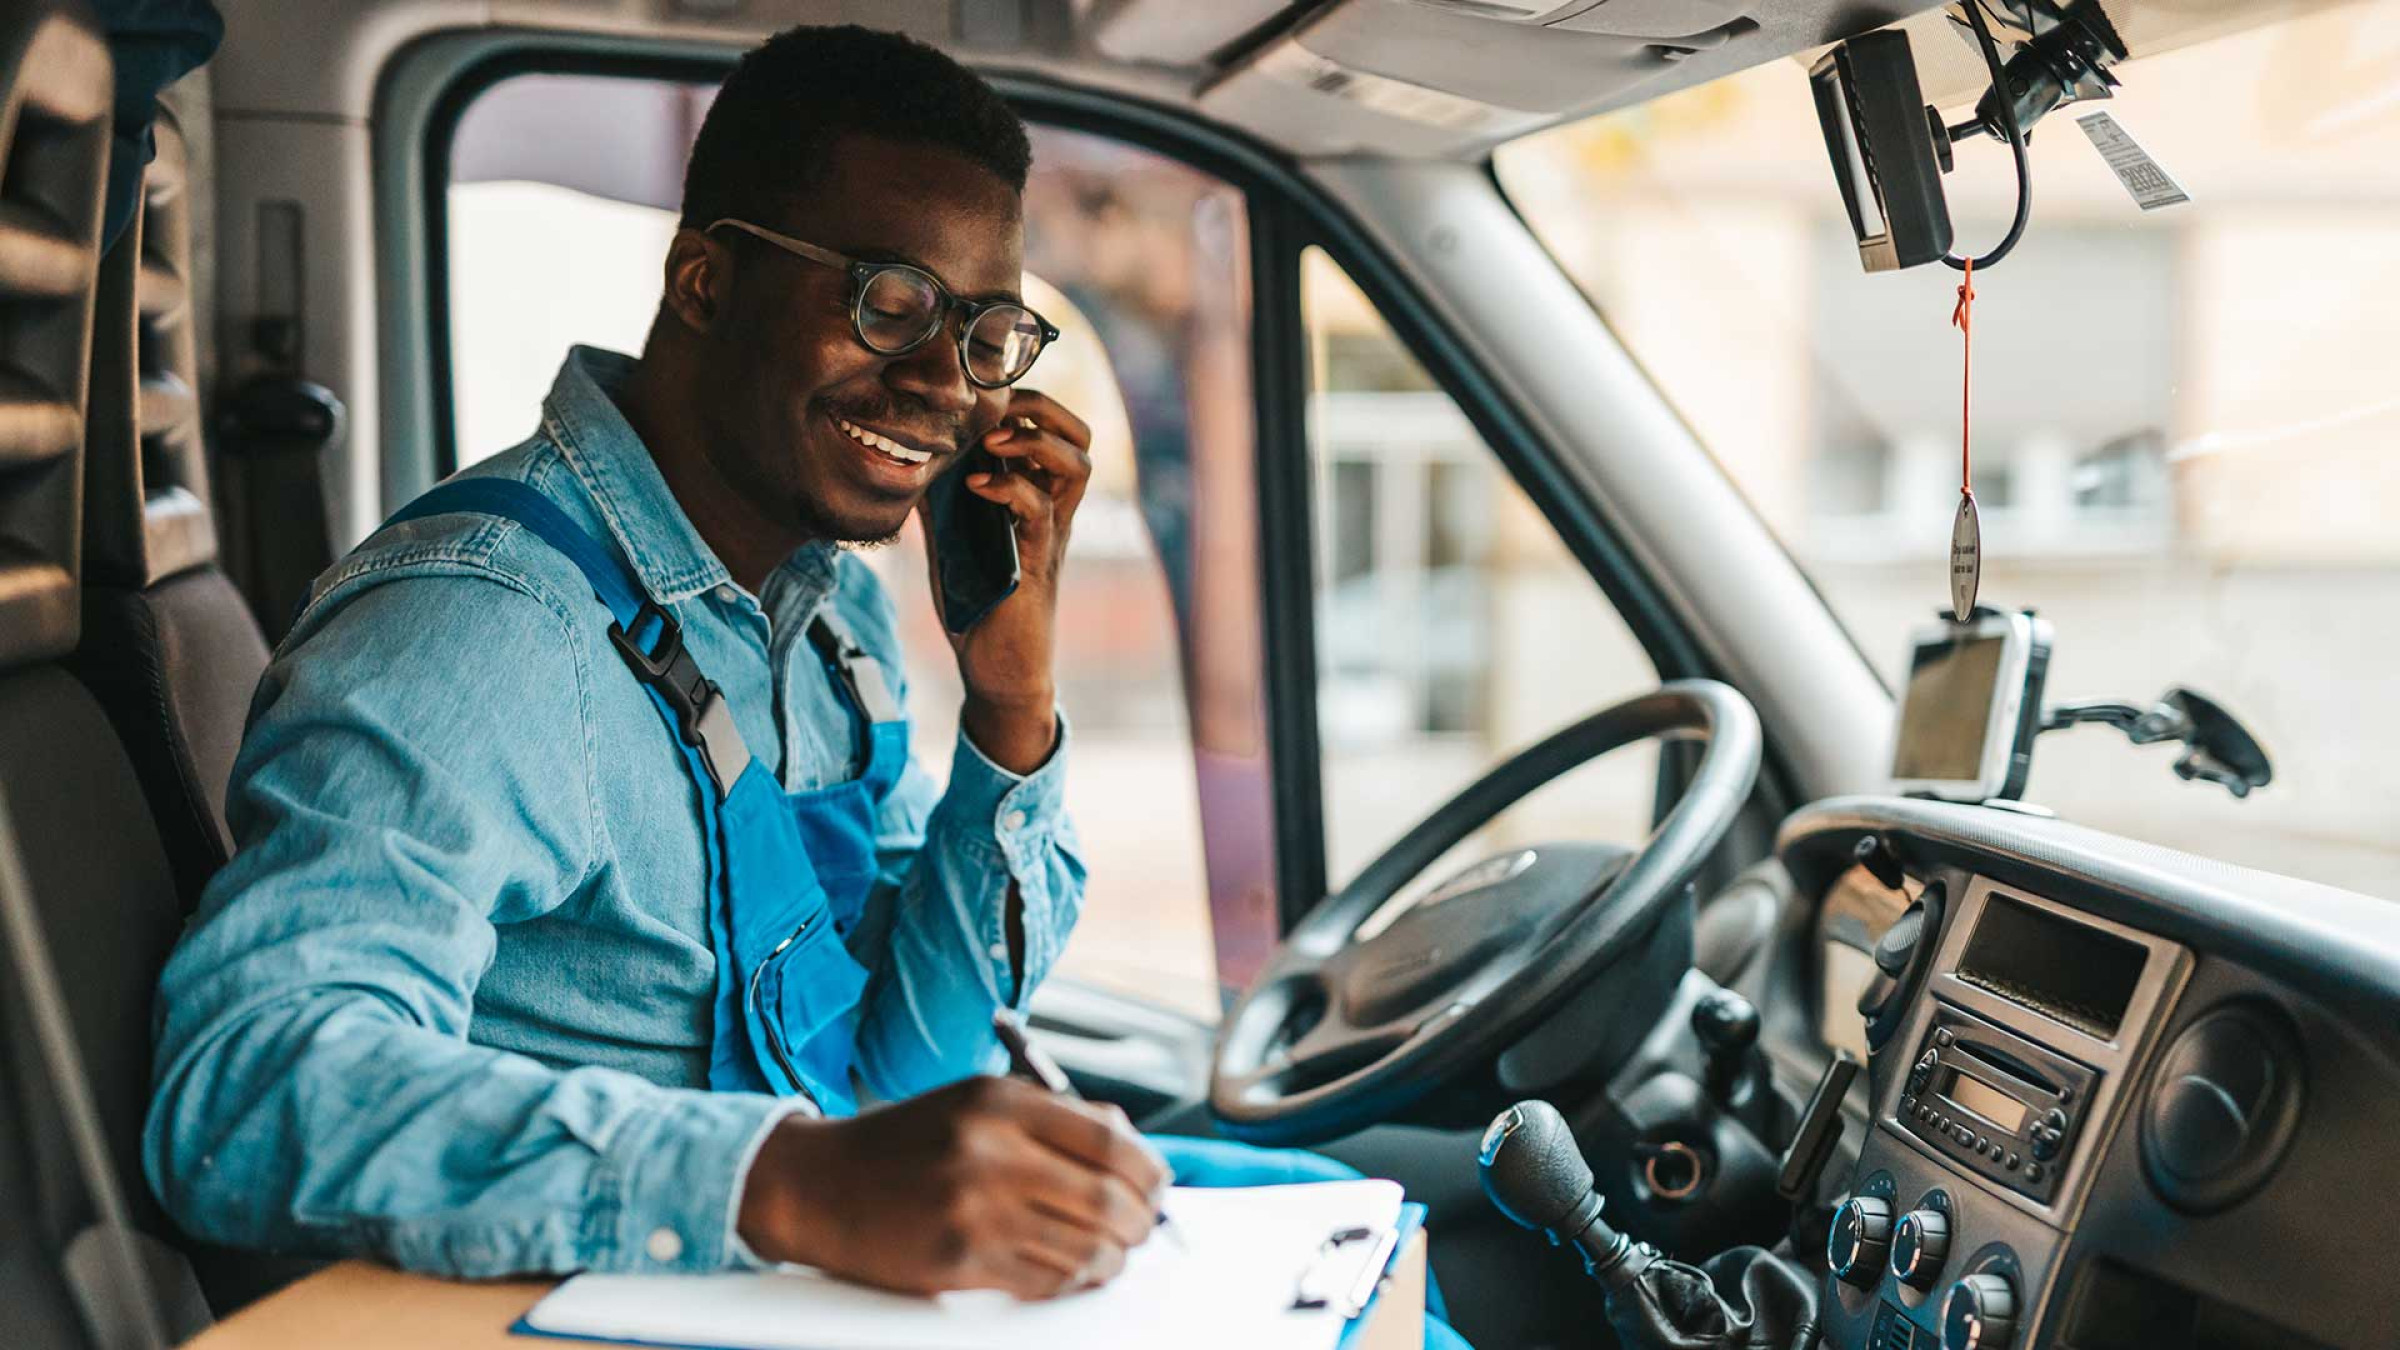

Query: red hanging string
left=1952, top=257, right=1975, bottom=497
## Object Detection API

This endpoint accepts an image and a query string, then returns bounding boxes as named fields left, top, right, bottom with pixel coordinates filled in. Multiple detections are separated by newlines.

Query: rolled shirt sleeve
left=836, top=567, right=1087, bottom=1101
left=849, top=708, right=1086, bottom=1101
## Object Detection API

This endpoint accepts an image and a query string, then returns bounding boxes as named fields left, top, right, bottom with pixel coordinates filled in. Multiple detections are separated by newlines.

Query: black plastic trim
left=1243, top=204, right=1329, bottom=928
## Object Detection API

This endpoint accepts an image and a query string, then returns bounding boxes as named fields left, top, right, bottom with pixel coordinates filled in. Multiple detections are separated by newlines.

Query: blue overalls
left=387, top=479, right=1468, bottom=1348
left=390, top=478, right=889, bottom=1110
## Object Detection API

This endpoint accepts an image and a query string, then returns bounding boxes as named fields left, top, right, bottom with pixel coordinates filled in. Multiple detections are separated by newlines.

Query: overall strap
left=385, top=478, right=753, bottom=797
left=806, top=607, right=904, bottom=728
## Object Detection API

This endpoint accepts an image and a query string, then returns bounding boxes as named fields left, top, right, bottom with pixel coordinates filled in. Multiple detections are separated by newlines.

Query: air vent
left=2140, top=1000, right=2304, bottom=1214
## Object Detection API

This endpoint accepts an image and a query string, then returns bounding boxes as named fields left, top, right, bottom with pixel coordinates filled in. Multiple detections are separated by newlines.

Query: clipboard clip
left=1289, top=1224, right=1401, bottom=1319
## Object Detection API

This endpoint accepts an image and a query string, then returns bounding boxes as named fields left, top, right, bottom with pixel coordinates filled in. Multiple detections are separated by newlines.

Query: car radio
left=1894, top=1002, right=2098, bottom=1205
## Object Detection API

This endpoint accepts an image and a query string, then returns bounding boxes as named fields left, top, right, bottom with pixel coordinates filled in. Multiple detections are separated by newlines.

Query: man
left=148, top=25, right=1188, bottom=1297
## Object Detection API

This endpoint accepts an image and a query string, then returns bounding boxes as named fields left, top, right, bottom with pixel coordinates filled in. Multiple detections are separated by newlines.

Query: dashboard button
left=2005, top=1152, right=2019, bottom=1169
left=1890, top=1209, right=1951, bottom=1289
left=1828, top=1196, right=1894, bottom=1289
left=1935, top=1028, right=1955, bottom=1046
left=2023, top=1161, right=2044, bottom=1182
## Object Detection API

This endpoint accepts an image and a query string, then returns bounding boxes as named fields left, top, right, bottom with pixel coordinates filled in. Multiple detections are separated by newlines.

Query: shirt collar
left=540, top=345, right=837, bottom=607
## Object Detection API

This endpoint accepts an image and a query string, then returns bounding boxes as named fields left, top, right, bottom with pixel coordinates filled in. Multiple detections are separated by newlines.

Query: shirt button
left=713, top=584, right=738, bottom=604
left=988, top=942, right=1010, bottom=962
left=646, top=1227, right=685, bottom=1263
left=1002, top=809, right=1028, bottom=832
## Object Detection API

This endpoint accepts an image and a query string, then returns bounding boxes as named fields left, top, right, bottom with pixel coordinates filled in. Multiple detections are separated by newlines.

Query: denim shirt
left=144, top=347, right=1085, bottom=1278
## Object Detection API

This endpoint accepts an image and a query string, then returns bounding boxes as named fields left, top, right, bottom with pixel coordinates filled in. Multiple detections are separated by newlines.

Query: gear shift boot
left=1604, top=1245, right=1820, bottom=1350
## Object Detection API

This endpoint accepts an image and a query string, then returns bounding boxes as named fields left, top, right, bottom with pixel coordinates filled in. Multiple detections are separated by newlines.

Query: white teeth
left=838, top=417, right=932, bottom=465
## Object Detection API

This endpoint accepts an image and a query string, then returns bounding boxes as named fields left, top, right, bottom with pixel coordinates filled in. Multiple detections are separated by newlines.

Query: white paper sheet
left=519, top=1179, right=1405, bottom=1350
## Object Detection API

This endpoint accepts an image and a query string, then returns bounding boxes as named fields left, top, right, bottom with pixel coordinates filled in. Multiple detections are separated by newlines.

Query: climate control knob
left=1889, top=1208, right=1950, bottom=1288
left=1941, top=1272, right=2018, bottom=1349
left=1826, top=1196, right=1893, bottom=1288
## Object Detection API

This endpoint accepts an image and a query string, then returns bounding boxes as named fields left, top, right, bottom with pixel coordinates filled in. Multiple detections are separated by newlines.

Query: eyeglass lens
left=854, top=266, right=1045, bottom=385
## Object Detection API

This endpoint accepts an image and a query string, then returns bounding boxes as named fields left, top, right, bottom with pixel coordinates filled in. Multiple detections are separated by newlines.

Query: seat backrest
left=70, top=99, right=272, bottom=914
left=0, top=3, right=209, bottom=1343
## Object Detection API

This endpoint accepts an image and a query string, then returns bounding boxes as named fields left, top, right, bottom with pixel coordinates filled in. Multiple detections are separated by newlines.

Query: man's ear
left=659, top=228, right=727, bottom=334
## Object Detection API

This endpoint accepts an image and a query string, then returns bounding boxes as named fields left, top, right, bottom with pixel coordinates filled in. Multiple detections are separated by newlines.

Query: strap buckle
left=807, top=612, right=904, bottom=726
left=608, top=601, right=752, bottom=798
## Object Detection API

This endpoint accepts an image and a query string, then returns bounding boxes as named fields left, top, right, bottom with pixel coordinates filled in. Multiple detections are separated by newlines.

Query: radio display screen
left=1959, top=895, right=2147, bottom=1039
left=1940, top=1070, right=2028, bottom=1132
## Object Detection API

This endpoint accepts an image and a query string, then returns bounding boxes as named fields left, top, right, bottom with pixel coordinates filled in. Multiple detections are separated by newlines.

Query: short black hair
left=679, top=24, right=1031, bottom=229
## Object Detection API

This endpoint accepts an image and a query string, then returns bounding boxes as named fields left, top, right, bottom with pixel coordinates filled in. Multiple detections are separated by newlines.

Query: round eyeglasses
left=709, top=218, right=1060, bottom=389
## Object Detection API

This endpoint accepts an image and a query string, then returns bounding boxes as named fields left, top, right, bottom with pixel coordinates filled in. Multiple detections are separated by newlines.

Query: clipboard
left=1333, top=1202, right=1427, bottom=1350
left=511, top=1181, right=1417, bottom=1350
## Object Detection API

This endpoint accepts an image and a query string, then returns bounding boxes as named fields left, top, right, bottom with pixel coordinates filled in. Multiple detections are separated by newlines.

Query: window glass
left=1303, top=248, right=1659, bottom=892
left=445, top=77, right=1263, bottom=1017
left=1496, top=7, right=2400, bottom=893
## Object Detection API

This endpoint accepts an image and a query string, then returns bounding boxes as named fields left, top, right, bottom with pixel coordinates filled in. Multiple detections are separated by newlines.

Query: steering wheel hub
left=1212, top=680, right=1762, bottom=1145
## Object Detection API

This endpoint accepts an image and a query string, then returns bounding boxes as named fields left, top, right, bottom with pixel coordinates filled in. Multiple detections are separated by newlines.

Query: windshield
left=1496, top=2, right=2400, bottom=896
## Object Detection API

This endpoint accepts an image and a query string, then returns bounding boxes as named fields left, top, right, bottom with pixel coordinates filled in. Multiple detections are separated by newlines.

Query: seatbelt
left=216, top=376, right=345, bottom=644
left=0, top=786, right=177, bottom=1350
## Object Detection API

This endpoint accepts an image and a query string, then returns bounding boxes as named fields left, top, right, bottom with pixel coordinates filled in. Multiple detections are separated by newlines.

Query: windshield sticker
left=2076, top=110, right=2193, bottom=211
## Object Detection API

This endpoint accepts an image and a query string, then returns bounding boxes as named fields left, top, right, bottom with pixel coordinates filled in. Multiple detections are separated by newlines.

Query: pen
left=991, top=1008, right=1187, bottom=1251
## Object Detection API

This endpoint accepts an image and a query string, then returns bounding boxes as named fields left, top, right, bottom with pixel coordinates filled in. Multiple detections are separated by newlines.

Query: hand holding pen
left=993, top=1008, right=1188, bottom=1253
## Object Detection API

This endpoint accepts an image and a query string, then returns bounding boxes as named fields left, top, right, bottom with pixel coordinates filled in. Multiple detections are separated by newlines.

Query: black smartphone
left=922, top=445, right=1020, bottom=635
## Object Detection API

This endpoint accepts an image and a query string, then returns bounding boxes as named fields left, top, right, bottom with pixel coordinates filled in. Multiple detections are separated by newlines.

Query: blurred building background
left=1496, top=0, right=2400, bottom=895
left=439, top=0, right=2397, bottom=1017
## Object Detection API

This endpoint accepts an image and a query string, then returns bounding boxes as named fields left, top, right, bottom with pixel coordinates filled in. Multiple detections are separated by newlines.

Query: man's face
left=696, top=133, right=1022, bottom=546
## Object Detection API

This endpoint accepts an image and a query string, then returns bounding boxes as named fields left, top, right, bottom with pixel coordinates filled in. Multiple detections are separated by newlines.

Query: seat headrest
left=0, top=0, right=110, bottom=670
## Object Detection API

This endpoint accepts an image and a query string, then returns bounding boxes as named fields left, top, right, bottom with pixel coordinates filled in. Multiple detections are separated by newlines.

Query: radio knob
left=1889, top=1208, right=1951, bottom=1288
left=1941, top=1272, right=2018, bottom=1349
left=1826, top=1196, right=1893, bottom=1288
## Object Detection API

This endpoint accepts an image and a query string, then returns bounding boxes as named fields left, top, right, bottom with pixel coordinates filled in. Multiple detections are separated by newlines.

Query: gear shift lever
left=1693, top=988, right=1763, bottom=1110
left=1477, top=1100, right=1649, bottom=1289
left=1480, top=1100, right=1823, bottom=1350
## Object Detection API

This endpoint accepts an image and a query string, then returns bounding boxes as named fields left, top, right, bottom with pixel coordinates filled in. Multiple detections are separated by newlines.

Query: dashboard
left=1771, top=796, right=2400, bottom=1350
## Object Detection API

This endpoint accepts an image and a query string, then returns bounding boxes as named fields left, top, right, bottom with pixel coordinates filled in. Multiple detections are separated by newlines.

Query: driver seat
left=0, top=2, right=210, bottom=1340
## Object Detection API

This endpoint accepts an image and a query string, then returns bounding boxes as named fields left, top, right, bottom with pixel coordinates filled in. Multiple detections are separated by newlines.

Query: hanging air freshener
left=1949, top=258, right=1981, bottom=622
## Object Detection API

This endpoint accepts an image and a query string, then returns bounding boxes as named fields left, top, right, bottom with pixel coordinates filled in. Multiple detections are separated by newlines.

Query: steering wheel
left=1210, top=680, right=1761, bottom=1145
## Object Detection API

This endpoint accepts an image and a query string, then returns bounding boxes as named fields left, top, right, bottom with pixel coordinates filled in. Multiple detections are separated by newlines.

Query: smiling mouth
left=835, top=415, right=939, bottom=467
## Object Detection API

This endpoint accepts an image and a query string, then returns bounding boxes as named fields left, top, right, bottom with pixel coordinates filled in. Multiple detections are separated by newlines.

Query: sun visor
left=1197, top=0, right=1804, bottom=157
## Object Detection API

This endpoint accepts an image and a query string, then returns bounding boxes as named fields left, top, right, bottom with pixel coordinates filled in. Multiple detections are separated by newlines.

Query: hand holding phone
left=933, top=393, right=1093, bottom=775
left=922, top=444, right=1020, bottom=636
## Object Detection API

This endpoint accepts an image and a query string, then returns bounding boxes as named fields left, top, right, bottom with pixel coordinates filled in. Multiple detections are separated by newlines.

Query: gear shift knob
left=1478, top=1100, right=1599, bottom=1236
left=1692, top=988, right=1762, bottom=1108
left=1479, top=1101, right=1647, bottom=1288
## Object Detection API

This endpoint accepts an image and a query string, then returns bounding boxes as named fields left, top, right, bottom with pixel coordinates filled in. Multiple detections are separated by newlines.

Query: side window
left=1302, top=248, right=1659, bottom=888
left=441, top=81, right=1268, bottom=1018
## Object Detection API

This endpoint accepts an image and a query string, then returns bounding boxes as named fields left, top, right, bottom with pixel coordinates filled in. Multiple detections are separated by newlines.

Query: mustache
left=817, top=397, right=970, bottom=457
